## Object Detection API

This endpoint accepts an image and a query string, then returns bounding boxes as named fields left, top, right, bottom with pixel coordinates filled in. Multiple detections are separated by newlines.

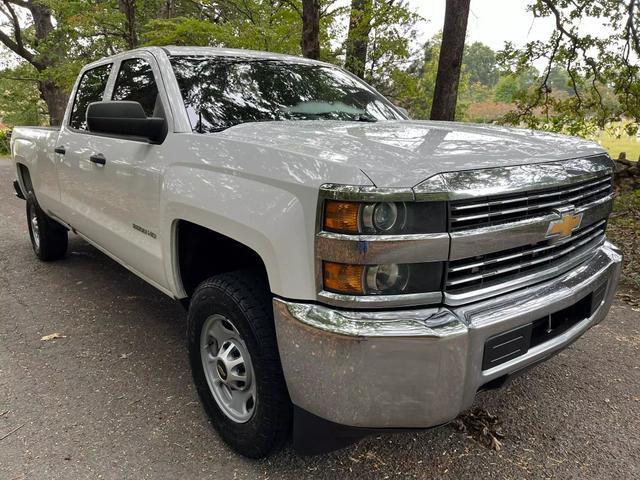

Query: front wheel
left=26, top=196, right=68, bottom=261
left=187, top=271, right=292, bottom=458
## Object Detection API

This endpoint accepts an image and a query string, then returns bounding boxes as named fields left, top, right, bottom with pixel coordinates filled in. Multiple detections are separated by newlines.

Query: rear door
left=57, top=53, right=171, bottom=289
left=56, top=62, right=114, bottom=231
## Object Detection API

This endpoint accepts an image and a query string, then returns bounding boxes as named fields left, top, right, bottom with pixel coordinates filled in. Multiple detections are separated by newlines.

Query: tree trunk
left=430, top=0, right=471, bottom=121
left=118, top=0, right=138, bottom=49
left=158, top=0, right=174, bottom=19
left=301, top=0, right=320, bottom=59
left=39, top=81, right=68, bottom=126
left=344, top=0, right=372, bottom=78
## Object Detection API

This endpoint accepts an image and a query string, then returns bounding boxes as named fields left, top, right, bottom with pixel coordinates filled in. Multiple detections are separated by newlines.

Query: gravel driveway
left=1, top=159, right=638, bottom=479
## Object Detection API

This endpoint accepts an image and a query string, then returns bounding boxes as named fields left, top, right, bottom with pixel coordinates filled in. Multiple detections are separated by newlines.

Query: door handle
left=54, top=146, right=66, bottom=155
left=89, top=153, right=106, bottom=166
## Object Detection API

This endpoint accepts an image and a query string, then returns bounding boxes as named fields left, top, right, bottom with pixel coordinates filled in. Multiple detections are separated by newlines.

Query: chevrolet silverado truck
left=10, top=46, right=622, bottom=458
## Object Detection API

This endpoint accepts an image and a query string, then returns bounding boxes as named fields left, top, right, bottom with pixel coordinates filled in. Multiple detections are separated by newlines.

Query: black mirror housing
left=86, top=101, right=167, bottom=143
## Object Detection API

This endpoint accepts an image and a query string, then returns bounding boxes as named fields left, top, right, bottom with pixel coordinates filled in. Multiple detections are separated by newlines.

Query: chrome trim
left=451, top=181, right=612, bottom=223
left=317, top=290, right=442, bottom=309
left=413, top=154, right=614, bottom=201
left=273, top=298, right=465, bottom=337
left=448, top=220, right=606, bottom=274
left=450, top=175, right=612, bottom=212
left=446, top=227, right=605, bottom=287
left=319, top=183, right=414, bottom=202
left=449, top=194, right=612, bottom=260
left=274, top=242, right=621, bottom=428
left=444, top=236, right=606, bottom=306
left=316, top=231, right=449, bottom=264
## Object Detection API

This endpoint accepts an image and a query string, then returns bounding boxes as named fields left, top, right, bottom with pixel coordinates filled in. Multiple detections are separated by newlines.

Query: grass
left=594, top=123, right=640, bottom=160
left=607, top=187, right=640, bottom=305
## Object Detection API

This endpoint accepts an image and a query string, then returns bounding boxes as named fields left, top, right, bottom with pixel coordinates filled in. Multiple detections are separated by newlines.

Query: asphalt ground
left=1, top=159, right=639, bottom=479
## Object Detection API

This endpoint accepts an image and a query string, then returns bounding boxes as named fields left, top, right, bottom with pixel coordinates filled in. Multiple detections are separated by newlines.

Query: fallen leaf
left=41, top=333, right=66, bottom=341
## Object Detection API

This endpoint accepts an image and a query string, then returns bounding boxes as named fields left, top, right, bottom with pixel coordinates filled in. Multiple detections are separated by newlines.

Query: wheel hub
left=29, top=205, right=40, bottom=249
left=200, top=315, right=256, bottom=423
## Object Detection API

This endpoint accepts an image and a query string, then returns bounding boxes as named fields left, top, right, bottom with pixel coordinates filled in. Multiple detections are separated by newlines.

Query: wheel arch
left=173, top=219, right=271, bottom=299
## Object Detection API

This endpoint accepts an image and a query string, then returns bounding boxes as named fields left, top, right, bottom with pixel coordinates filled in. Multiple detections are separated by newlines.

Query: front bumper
left=274, top=241, right=622, bottom=429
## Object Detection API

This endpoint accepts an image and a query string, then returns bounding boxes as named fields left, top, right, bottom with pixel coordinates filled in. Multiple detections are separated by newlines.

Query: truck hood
left=221, top=120, right=606, bottom=188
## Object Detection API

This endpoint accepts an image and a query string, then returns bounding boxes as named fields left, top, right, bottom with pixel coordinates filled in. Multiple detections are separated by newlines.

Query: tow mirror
left=396, top=106, right=410, bottom=118
left=86, top=101, right=166, bottom=143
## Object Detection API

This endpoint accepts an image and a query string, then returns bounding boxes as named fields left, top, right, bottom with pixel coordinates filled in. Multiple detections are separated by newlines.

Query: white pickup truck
left=11, top=46, right=622, bottom=458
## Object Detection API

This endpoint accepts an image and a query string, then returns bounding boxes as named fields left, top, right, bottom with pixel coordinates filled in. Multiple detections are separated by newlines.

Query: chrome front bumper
left=274, top=241, right=622, bottom=429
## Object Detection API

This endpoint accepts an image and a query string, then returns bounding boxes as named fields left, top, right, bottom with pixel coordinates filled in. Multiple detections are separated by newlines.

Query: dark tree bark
left=158, top=0, right=174, bottom=19
left=301, top=0, right=320, bottom=59
left=0, top=0, right=68, bottom=125
left=344, top=0, right=372, bottom=78
left=118, top=0, right=138, bottom=50
left=39, top=80, right=68, bottom=126
left=430, top=0, right=471, bottom=121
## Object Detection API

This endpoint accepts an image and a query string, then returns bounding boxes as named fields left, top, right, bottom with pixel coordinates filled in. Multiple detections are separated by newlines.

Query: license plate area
left=482, top=283, right=607, bottom=371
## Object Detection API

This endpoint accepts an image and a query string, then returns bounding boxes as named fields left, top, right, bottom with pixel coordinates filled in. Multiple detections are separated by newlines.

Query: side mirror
left=87, top=101, right=166, bottom=143
left=395, top=106, right=410, bottom=119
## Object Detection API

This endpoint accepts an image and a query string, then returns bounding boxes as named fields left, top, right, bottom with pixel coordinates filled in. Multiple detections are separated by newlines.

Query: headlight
left=323, top=261, right=443, bottom=296
left=323, top=200, right=445, bottom=234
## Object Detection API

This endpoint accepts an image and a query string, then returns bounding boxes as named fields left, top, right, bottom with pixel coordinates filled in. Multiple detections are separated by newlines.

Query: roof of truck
left=85, top=46, right=333, bottom=70
left=162, top=46, right=329, bottom=65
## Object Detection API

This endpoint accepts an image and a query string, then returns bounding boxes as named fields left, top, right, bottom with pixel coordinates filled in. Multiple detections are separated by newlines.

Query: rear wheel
left=187, top=271, right=292, bottom=458
left=26, top=196, right=68, bottom=261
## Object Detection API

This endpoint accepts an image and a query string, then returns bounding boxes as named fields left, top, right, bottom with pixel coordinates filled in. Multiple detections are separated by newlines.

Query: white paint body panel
left=10, top=46, right=608, bottom=301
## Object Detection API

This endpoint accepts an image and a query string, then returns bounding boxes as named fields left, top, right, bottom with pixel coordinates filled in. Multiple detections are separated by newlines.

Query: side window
left=69, top=64, right=112, bottom=130
left=112, top=58, right=160, bottom=117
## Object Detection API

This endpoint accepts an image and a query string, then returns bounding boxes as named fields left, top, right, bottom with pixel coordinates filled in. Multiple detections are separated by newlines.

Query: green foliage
left=494, top=75, right=521, bottom=103
left=0, top=129, right=10, bottom=156
left=386, top=36, right=468, bottom=120
left=143, top=17, right=217, bottom=46
left=384, top=37, right=440, bottom=119
left=0, top=65, right=48, bottom=126
left=363, top=1, right=422, bottom=85
left=143, top=2, right=303, bottom=53
left=463, top=42, right=498, bottom=87
left=497, top=0, right=640, bottom=133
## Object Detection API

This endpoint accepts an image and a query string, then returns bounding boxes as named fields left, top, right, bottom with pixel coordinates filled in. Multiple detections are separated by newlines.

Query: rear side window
left=69, top=64, right=112, bottom=130
left=112, top=58, right=160, bottom=117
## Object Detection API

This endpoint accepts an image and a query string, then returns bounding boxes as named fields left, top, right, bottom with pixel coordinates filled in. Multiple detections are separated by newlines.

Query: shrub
left=0, top=129, right=10, bottom=156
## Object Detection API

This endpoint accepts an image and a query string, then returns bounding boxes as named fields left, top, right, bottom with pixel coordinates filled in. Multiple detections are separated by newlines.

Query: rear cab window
left=69, top=64, right=112, bottom=130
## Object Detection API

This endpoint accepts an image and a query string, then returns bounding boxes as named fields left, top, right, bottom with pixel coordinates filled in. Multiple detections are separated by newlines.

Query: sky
left=410, top=0, right=607, bottom=51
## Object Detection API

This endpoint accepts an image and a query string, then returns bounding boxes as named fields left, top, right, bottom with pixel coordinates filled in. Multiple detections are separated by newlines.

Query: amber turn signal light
left=323, top=201, right=360, bottom=234
left=322, top=261, right=365, bottom=295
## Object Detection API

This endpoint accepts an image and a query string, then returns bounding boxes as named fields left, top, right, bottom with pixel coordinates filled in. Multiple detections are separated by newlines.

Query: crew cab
left=10, top=46, right=622, bottom=458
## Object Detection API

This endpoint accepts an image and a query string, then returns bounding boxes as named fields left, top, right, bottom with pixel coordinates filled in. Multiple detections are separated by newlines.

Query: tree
left=0, top=0, right=68, bottom=124
left=301, top=0, right=320, bottom=59
left=118, top=0, right=138, bottom=50
left=494, top=75, right=521, bottom=103
left=463, top=42, right=498, bottom=87
left=144, top=1, right=304, bottom=54
left=498, top=0, right=640, bottom=132
left=430, top=0, right=471, bottom=120
left=344, top=0, right=372, bottom=78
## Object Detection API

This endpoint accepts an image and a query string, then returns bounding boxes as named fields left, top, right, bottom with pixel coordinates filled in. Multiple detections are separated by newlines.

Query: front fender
left=161, top=165, right=319, bottom=300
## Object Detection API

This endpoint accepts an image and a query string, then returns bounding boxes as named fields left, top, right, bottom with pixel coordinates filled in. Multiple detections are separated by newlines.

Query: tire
left=26, top=195, right=68, bottom=261
left=187, top=271, right=292, bottom=458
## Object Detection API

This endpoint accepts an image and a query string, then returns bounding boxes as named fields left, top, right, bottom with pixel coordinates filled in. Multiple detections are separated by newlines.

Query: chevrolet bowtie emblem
left=546, top=211, right=583, bottom=239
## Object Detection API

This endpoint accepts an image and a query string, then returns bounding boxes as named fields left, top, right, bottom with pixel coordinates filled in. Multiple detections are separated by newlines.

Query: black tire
left=187, top=271, right=292, bottom=458
left=26, top=195, right=68, bottom=261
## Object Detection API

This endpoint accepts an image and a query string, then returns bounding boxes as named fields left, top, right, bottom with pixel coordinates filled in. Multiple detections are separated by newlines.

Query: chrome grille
left=445, top=220, right=607, bottom=293
left=449, top=174, right=613, bottom=231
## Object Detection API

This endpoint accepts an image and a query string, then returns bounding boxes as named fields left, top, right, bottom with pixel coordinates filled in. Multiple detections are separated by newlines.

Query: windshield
left=169, top=56, right=403, bottom=133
